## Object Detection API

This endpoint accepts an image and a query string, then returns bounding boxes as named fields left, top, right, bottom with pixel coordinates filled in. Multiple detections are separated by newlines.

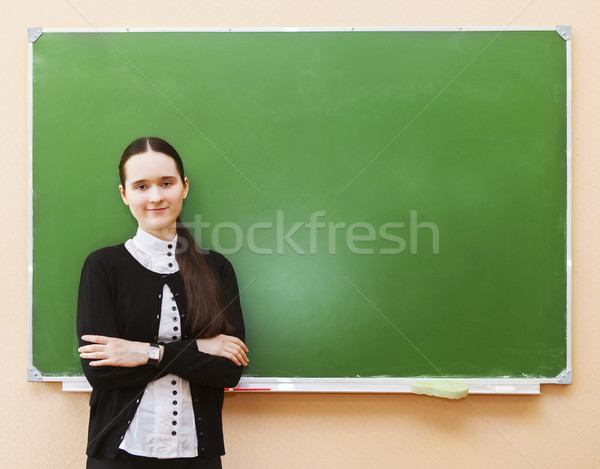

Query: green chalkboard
left=29, top=29, right=570, bottom=387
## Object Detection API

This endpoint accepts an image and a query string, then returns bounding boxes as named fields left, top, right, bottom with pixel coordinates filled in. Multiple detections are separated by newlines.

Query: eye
left=162, top=181, right=173, bottom=188
left=135, top=184, right=147, bottom=190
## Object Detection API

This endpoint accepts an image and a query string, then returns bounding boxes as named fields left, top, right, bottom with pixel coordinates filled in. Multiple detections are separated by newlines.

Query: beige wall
left=3, top=1, right=598, bottom=467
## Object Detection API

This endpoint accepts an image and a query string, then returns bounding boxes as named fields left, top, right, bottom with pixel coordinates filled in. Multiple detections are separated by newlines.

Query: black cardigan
left=77, top=244, right=245, bottom=459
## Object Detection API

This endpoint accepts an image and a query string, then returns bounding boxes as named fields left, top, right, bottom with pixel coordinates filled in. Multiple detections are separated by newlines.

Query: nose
left=148, top=185, right=164, bottom=203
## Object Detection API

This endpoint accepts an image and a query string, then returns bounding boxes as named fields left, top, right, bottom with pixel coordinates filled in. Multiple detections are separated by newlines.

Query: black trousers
left=87, top=450, right=222, bottom=469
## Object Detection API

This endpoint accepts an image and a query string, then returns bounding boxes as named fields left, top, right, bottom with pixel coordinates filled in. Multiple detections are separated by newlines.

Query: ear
left=182, top=177, right=189, bottom=199
left=119, top=185, right=129, bottom=205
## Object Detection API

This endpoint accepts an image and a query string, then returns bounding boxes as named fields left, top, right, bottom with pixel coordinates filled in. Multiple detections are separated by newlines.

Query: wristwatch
left=147, top=343, right=161, bottom=367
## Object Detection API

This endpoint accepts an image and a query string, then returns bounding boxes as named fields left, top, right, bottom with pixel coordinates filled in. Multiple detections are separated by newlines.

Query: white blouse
left=119, top=228, right=198, bottom=458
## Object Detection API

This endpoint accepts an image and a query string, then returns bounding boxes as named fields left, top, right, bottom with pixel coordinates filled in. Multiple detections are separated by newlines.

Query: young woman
left=77, top=137, right=248, bottom=468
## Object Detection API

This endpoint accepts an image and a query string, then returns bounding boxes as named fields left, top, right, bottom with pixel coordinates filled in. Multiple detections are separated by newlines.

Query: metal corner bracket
left=28, top=27, right=43, bottom=43
left=28, top=366, right=43, bottom=382
left=556, top=369, right=572, bottom=384
left=556, top=25, right=571, bottom=41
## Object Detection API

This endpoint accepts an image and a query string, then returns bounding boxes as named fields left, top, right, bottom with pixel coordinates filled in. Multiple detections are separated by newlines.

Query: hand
left=79, top=335, right=149, bottom=367
left=196, top=334, right=249, bottom=366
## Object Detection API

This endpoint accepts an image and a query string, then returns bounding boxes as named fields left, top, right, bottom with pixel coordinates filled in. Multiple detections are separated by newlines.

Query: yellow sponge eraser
left=411, top=380, right=469, bottom=399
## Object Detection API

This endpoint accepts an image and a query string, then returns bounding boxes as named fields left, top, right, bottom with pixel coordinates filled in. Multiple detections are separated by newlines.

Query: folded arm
left=77, top=251, right=247, bottom=390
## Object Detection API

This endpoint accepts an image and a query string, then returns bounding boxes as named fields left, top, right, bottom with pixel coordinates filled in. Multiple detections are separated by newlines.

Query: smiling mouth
left=147, top=208, right=168, bottom=213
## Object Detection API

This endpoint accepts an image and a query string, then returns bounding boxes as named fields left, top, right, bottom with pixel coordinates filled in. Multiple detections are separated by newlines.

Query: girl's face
left=119, top=151, right=189, bottom=241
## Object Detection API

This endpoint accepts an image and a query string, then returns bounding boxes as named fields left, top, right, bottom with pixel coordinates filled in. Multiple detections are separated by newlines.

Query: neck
left=140, top=225, right=177, bottom=242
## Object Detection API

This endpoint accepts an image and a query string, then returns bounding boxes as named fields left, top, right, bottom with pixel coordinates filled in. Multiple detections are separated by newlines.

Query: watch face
left=148, top=346, right=160, bottom=360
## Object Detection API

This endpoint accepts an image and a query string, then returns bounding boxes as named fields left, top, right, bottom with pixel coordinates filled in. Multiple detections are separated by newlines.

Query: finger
left=80, top=352, right=109, bottom=361
left=235, top=348, right=249, bottom=365
left=228, top=346, right=249, bottom=365
left=225, top=352, right=242, bottom=366
left=235, top=339, right=249, bottom=353
left=225, top=336, right=249, bottom=353
left=78, top=344, right=106, bottom=353
left=88, top=359, right=112, bottom=367
left=81, top=335, right=111, bottom=344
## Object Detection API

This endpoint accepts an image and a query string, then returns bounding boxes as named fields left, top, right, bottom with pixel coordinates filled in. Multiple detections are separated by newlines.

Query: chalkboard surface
left=30, top=29, right=569, bottom=385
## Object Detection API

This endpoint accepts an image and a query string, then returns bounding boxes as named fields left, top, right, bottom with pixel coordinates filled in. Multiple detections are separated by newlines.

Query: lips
left=147, top=207, right=168, bottom=213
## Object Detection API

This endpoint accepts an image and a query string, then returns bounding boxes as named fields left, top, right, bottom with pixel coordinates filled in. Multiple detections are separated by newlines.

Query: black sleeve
left=76, top=253, right=159, bottom=390
left=158, top=255, right=246, bottom=388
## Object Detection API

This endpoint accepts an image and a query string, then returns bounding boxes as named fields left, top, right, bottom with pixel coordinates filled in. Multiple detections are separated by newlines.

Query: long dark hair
left=119, top=137, right=232, bottom=338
